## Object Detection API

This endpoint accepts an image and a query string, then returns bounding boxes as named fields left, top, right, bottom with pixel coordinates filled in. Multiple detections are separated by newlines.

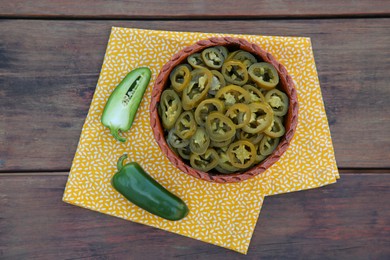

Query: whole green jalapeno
left=111, top=154, right=189, bottom=221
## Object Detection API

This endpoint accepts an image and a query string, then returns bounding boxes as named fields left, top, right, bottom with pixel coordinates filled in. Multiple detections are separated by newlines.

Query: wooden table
left=1, top=1, right=389, bottom=259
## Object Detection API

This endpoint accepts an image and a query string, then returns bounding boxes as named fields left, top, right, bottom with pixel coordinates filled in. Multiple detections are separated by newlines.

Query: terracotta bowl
left=150, top=37, right=298, bottom=183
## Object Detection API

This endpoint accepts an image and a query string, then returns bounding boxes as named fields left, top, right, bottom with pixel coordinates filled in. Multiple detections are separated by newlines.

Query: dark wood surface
left=1, top=1, right=390, bottom=259
left=1, top=173, right=389, bottom=259
left=1, top=0, right=389, bottom=18
left=1, top=19, right=389, bottom=171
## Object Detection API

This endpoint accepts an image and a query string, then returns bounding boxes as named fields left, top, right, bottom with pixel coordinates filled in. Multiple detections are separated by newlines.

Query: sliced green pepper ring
left=227, top=140, right=256, bottom=169
left=201, top=47, right=225, bottom=69
left=177, top=146, right=191, bottom=160
left=221, top=60, right=249, bottom=85
left=209, top=70, right=226, bottom=95
left=174, top=111, right=197, bottom=139
left=215, top=165, right=237, bottom=174
left=254, top=144, right=266, bottom=163
left=215, top=84, right=251, bottom=107
left=264, top=116, right=285, bottom=138
left=242, top=84, right=266, bottom=103
left=265, top=89, right=289, bottom=116
left=190, top=148, right=219, bottom=172
left=169, top=64, right=192, bottom=92
left=182, top=68, right=213, bottom=110
left=225, top=50, right=240, bottom=61
left=205, top=112, right=237, bottom=142
left=187, top=53, right=206, bottom=69
left=214, top=46, right=228, bottom=59
left=194, top=98, right=225, bottom=126
left=242, top=102, right=274, bottom=134
left=225, top=103, right=251, bottom=129
left=160, top=89, right=182, bottom=130
left=240, top=131, right=264, bottom=145
left=167, top=128, right=190, bottom=149
left=210, top=136, right=234, bottom=148
left=167, top=141, right=179, bottom=157
left=216, top=147, right=240, bottom=173
left=189, top=127, right=210, bottom=155
left=231, top=50, right=258, bottom=68
left=248, top=62, right=279, bottom=90
left=259, top=136, right=280, bottom=156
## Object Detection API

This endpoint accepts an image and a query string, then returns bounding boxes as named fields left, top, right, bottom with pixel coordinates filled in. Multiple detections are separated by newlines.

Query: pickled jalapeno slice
left=190, top=148, right=219, bottom=172
left=227, top=140, right=256, bottom=169
left=160, top=89, right=182, bottom=130
left=194, top=98, right=225, bottom=126
left=248, top=62, right=279, bottom=90
left=215, top=84, right=251, bottom=107
left=265, top=89, right=289, bottom=116
left=202, top=47, right=225, bottom=69
left=182, top=68, right=212, bottom=110
left=205, top=112, right=236, bottom=142
left=221, top=60, right=249, bottom=85
left=225, top=103, right=251, bottom=129
left=242, top=102, right=274, bottom=134
left=170, top=64, right=192, bottom=92
left=174, top=111, right=197, bottom=139
left=187, top=53, right=206, bottom=69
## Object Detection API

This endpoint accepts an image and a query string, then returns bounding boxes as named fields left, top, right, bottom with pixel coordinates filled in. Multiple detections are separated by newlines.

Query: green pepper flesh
left=101, top=67, right=152, bottom=142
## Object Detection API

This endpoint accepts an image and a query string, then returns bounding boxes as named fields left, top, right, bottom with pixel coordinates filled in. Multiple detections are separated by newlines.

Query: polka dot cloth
left=63, top=27, right=339, bottom=254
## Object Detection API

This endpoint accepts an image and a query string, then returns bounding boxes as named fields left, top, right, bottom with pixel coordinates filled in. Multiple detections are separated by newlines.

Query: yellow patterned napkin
left=63, top=27, right=339, bottom=254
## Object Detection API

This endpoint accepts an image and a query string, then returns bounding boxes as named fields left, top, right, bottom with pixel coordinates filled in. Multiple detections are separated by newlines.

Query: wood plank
left=0, top=0, right=389, bottom=18
left=0, top=19, right=389, bottom=171
left=0, top=173, right=389, bottom=258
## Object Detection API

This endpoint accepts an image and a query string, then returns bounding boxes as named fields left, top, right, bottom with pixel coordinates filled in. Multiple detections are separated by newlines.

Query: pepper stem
left=117, top=154, right=128, bottom=171
left=110, top=127, right=126, bottom=143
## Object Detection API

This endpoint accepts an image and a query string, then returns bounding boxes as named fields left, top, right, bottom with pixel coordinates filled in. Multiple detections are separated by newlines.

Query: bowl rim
left=150, top=37, right=299, bottom=183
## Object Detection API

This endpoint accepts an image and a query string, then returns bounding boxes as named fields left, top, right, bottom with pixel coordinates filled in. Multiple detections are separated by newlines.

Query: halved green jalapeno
left=227, top=140, right=256, bottom=169
left=205, top=112, right=236, bottom=142
left=264, top=116, right=285, bottom=138
left=189, top=127, right=210, bottom=155
left=182, top=68, right=212, bottom=110
left=202, top=47, right=225, bottom=69
left=160, top=89, right=182, bottom=130
left=187, top=53, right=206, bottom=69
left=215, top=84, right=251, bottom=107
left=265, top=89, right=289, bottom=116
left=259, top=136, right=280, bottom=156
left=194, top=98, right=225, bottom=126
left=174, top=111, right=197, bottom=139
left=221, top=60, right=248, bottom=85
left=170, top=64, right=192, bottom=92
left=190, top=148, right=219, bottom=172
left=248, top=62, right=279, bottom=90
left=242, top=102, right=274, bottom=134
left=225, top=103, right=251, bottom=129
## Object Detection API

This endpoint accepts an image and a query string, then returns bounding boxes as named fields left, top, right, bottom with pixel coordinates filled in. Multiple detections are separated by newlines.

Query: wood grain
left=0, top=0, right=389, bottom=18
left=1, top=19, right=389, bottom=171
left=0, top=173, right=389, bottom=259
